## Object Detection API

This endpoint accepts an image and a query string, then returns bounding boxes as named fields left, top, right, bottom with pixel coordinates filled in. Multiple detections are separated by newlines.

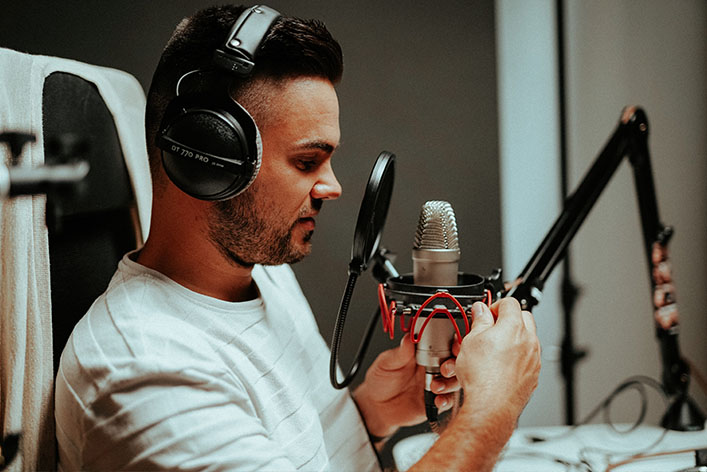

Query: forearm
left=408, top=403, right=516, bottom=472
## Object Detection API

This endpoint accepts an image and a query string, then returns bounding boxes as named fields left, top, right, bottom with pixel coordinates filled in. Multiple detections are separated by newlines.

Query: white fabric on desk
left=0, top=47, right=150, bottom=471
left=393, top=424, right=707, bottom=471
left=498, top=423, right=707, bottom=471
left=55, top=254, right=380, bottom=471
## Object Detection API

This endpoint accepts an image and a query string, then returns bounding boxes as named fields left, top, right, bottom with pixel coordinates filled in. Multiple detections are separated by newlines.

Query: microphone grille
left=414, top=200, right=459, bottom=250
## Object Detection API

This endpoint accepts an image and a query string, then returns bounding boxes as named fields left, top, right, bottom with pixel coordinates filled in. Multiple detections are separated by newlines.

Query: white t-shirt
left=55, top=252, right=380, bottom=471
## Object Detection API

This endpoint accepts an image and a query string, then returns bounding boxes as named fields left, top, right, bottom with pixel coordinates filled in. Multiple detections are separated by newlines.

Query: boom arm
left=505, top=106, right=704, bottom=431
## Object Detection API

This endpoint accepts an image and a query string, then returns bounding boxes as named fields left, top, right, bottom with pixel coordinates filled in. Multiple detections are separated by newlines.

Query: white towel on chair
left=0, top=47, right=151, bottom=472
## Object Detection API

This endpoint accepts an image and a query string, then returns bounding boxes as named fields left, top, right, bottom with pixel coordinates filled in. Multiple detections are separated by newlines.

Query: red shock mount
left=377, top=273, right=494, bottom=343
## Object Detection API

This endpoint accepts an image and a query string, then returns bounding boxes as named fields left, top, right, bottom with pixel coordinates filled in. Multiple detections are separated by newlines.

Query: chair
left=0, top=47, right=151, bottom=471
left=44, top=71, right=143, bottom=375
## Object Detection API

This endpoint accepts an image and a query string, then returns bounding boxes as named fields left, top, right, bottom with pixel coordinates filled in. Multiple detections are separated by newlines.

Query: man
left=55, top=5, right=540, bottom=471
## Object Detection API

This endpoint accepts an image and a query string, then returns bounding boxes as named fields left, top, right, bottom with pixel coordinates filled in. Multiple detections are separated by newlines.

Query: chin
left=278, top=228, right=313, bottom=265
left=288, top=242, right=312, bottom=264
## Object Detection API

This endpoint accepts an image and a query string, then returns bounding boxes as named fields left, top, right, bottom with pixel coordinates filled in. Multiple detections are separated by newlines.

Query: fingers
left=491, top=297, right=521, bottom=321
left=434, top=392, right=458, bottom=411
left=465, top=297, right=539, bottom=345
left=452, top=296, right=541, bottom=416
left=430, top=356, right=460, bottom=395
left=491, top=297, right=538, bottom=333
left=468, top=298, right=538, bottom=343
left=521, top=309, right=537, bottom=336
left=440, top=356, right=456, bottom=378
left=430, top=375, right=460, bottom=395
left=470, top=301, right=494, bottom=333
left=375, top=334, right=416, bottom=371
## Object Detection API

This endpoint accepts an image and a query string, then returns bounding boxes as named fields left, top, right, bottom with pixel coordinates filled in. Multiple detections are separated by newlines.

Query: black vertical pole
left=555, top=0, right=583, bottom=426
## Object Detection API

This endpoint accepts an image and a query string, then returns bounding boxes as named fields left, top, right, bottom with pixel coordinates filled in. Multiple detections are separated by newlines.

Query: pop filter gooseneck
left=329, top=151, right=395, bottom=389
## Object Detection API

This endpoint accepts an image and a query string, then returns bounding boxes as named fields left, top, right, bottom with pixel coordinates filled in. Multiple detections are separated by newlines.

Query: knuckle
left=500, top=297, right=521, bottom=311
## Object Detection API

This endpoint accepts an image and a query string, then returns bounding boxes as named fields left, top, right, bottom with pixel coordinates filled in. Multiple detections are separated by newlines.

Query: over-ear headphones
left=156, top=5, right=280, bottom=200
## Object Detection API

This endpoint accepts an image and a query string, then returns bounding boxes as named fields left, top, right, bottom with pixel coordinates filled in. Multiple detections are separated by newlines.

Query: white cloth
left=0, top=47, right=151, bottom=471
left=55, top=253, right=380, bottom=472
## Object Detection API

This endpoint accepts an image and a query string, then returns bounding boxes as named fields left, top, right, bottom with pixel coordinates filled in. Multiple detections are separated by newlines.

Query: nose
left=311, top=161, right=342, bottom=201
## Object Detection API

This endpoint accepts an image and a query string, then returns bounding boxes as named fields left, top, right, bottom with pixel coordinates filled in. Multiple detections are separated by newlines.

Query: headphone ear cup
left=158, top=96, right=261, bottom=200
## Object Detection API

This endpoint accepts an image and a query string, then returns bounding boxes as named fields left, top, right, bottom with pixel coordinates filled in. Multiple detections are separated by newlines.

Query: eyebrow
left=293, top=140, right=337, bottom=154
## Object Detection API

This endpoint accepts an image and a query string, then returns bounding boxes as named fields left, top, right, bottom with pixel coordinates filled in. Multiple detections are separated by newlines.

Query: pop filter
left=330, top=151, right=396, bottom=389
left=349, top=151, right=395, bottom=275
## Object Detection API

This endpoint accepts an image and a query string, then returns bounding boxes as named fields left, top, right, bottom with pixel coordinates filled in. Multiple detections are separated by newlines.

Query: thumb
left=470, top=302, right=494, bottom=334
left=375, top=334, right=415, bottom=371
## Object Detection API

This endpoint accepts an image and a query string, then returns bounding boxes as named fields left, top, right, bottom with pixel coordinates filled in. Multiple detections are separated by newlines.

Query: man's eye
left=297, top=159, right=317, bottom=171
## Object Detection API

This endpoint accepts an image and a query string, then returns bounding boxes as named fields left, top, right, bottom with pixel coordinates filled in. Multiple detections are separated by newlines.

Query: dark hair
left=144, top=4, right=343, bottom=175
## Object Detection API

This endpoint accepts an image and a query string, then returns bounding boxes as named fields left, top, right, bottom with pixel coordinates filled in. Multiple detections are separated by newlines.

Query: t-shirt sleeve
left=67, top=364, right=299, bottom=471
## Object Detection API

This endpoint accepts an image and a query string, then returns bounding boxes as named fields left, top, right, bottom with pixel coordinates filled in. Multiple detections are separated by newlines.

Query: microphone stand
left=555, top=0, right=587, bottom=427
left=505, top=106, right=705, bottom=431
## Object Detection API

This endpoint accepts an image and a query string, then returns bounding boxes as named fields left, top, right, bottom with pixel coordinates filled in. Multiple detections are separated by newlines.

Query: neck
left=137, top=228, right=258, bottom=303
left=139, top=182, right=261, bottom=302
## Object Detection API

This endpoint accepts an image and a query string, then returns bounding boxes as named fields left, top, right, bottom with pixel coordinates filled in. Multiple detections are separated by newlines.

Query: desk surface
left=393, top=423, right=707, bottom=471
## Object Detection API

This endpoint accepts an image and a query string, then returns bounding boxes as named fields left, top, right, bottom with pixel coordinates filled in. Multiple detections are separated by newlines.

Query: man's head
left=144, top=5, right=344, bottom=267
left=145, top=5, right=343, bottom=177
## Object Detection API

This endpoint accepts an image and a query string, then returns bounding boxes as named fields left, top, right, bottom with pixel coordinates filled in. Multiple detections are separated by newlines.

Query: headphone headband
left=158, top=4, right=280, bottom=200
left=213, top=5, right=281, bottom=76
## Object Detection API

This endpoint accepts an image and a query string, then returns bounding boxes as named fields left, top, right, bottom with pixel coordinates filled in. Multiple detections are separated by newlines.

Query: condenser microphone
left=412, top=200, right=460, bottom=423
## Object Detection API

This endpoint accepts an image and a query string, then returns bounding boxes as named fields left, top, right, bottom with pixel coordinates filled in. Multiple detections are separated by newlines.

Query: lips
left=298, top=217, right=316, bottom=231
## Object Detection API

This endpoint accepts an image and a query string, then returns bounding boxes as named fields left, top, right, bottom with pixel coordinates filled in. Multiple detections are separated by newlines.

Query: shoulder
left=58, top=262, right=231, bottom=400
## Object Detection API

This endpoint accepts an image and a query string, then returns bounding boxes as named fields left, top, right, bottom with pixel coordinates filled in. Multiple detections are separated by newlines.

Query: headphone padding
left=158, top=95, right=261, bottom=200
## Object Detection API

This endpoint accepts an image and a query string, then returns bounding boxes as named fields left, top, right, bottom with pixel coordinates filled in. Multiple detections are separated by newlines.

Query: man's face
left=207, top=77, right=342, bottom=267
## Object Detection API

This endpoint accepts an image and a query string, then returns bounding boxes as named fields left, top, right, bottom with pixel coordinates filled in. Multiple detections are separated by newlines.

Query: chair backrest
left=44, top=72, right=141, bottom=374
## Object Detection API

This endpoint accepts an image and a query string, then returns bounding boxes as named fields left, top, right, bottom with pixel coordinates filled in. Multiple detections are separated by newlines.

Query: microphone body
left=412, top=201, right=460, bottom=423
left=412, top=248, right=459, bottom=372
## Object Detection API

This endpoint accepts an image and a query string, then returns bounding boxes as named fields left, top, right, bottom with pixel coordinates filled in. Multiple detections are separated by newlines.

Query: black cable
left=526, top=375, right=669, bottom=444
left=505, top=375, right=672, bottom=471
